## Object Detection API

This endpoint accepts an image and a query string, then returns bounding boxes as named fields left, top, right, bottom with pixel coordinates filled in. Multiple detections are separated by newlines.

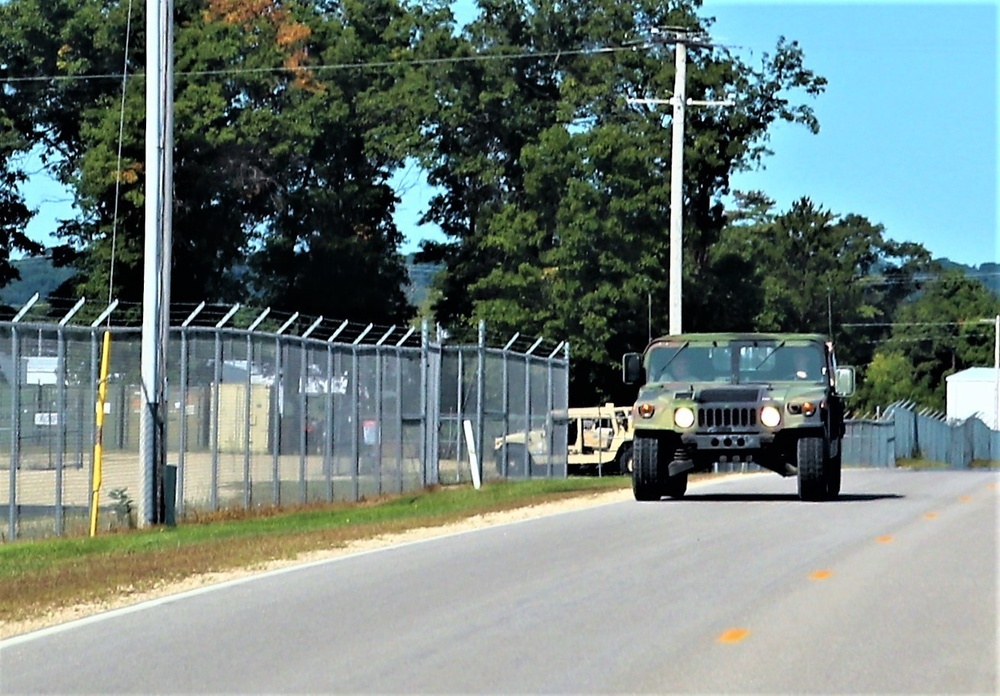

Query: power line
left=841, top=320, right=998, bottom=329
left=0, top=44, right=638, bottom=86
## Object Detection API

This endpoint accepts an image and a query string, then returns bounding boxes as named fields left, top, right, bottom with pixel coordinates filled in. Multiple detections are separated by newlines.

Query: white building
left=945, top=367, right=1000, bottom=430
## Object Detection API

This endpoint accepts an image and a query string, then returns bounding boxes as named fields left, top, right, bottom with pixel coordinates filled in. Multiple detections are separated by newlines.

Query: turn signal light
left=637, top=403, right=656, bottom=419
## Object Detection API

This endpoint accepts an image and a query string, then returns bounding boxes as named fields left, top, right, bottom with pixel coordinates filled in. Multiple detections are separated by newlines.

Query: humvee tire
left=797, top=437, right=828, bottom=501
left=632, top=436, right=662, bottom=501
left=616, top=444, right=633, bottom=476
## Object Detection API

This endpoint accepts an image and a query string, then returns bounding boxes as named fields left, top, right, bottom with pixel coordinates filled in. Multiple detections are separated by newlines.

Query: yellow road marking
left=876, top=535, right=894, bottom=543
left=988, top=483, right=997, bottom=490
left=924, top=512, right=938, bottom=519
left=717, top=628, right=750, bottom=644
left=810, top=570, right=833, bottom=580
left=959, top=495, right=973, bottom=502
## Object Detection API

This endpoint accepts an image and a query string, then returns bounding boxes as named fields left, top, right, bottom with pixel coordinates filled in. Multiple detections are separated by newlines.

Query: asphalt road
left=2, top=469, right=997, bottom=694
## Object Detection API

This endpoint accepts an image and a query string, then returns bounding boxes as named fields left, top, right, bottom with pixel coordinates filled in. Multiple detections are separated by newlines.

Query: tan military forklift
left=494, top=403, right=634, bottom=476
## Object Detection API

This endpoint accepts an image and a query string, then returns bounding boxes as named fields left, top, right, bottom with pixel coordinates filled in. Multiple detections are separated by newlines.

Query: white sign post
left=463, top=419, right=482, bottom=490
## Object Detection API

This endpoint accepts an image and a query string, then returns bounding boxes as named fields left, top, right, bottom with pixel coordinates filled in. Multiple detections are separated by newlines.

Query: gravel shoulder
left=1, top=487, right=633, bottom=641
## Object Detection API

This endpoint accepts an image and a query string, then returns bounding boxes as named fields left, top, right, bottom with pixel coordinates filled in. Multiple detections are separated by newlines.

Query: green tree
left=0, top=0, right=450, bottom=322
left=714, top=195, right=933, bottom=368
left=851, top=350, right=931, bottom=415
left=417, top=0, right=829, bottom=402
left=857, top=271, right=1000, bottom=411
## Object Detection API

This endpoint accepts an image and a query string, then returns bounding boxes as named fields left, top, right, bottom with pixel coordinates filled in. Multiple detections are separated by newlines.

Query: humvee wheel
left=616, top=444, right=633, bottom=476
left=797, top=437, right=829, bottom=501
left=632, top=436, right=662, bottom=501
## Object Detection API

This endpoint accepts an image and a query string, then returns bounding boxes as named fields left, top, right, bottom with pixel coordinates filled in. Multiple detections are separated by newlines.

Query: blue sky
left=20, top=1, right=999, bottom=268
left=397, top=0, right=999, bottom=267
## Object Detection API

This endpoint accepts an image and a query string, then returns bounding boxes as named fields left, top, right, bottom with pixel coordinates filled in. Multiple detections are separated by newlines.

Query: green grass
left=0, top=477, right=630, bottom=628
left=897, top=458, right=1000, bottom=470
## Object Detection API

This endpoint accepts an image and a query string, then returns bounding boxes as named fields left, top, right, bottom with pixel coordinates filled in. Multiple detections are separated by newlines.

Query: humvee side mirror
left=622, top=352, right=643, bottom=385
left=834, top=366, right=856, bottom=397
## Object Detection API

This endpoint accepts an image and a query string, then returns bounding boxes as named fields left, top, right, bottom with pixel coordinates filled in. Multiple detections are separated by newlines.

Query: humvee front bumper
left=680, top=432, right=774, bottom=450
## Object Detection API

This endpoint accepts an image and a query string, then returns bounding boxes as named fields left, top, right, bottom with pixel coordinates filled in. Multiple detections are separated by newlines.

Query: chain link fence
left=0, top=311, right=569, bottom=541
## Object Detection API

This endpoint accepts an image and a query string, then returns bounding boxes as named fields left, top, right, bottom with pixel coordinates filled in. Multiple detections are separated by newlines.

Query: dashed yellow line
left=717, top=628, right=750, bottom=644
left=809, top=569, right=833, bottom=580
left=959, top=495, right=973, bottom=502
left=876, top=535, right=894, bottom=543
left=924, top=512, right=938, bottom=519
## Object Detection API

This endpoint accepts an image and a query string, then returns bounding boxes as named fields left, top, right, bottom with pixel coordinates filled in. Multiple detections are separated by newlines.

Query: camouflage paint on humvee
left=622, top=333, right=855, bottom=501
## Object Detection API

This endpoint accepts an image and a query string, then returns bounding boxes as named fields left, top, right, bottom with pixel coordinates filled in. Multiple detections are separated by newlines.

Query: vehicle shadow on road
left=673, top=493, right=904, bottom=503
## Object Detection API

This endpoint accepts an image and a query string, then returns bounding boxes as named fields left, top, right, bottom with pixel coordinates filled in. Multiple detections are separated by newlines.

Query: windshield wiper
left=660, top=341, right=690, bottom=370
left=753, top=340, right=785, bottom=370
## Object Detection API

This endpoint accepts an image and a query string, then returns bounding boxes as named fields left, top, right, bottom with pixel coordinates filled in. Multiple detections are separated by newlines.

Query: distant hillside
left=937, top=259, right=999, bottom=297
left=1, top=253, right=443, bottom=314
left=0, top=255, right=74, bottom=307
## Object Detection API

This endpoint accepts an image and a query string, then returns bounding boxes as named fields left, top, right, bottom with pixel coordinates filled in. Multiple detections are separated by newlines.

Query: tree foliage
left=853, top=271, right=1000, bottom=412
left=415, top=0, right=833, bottom=400
left=714, top=195, right=933, bottom=366
left=0, top=0, right=449, bottom=321
left=0, top=0, right=985, bottom=412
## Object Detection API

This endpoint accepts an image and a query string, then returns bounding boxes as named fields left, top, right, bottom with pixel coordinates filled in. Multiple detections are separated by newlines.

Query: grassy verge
left=0, top=477, right=630, bottom=627
left=897, top=458, right=1000, bottom=470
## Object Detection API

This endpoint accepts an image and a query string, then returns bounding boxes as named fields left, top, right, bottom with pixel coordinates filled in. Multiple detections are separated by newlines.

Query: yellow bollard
left=89, top=331, right=112, bottom=537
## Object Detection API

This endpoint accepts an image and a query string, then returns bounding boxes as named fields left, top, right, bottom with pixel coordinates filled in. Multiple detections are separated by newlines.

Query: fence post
left=395, top=343, right=404, bottom=494
left=8, top=314, right=27, bottom=539
left=545, top=345, right=554, bottom=478
left=324, top=343, right=334, bottom=502
left=7, top=325, right=17, bottom=540
left=456, top=347, right=463, bottom=483
left=419, top=320, right=429, bottom=486
left=298, top=339, right=308, bottom=503
left=476, top=320, right=485, bottom=485
left=178, top=327, right=189, bottom=517
left=350, top=345, right=360, bottom=501
left=55, top=327, right=66, bottom=535
left=243, top=332, right=253, bottom=509
left=88, top=328, right=99, bottom=523
left=523, top=350, right=531, bottom=478
left=211, top=328, right=222, bottom=511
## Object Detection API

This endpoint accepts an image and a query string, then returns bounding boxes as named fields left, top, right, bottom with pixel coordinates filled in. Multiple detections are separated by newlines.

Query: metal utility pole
left=629, top=28, right=733, bottom=335
left=139, top=0, right=174, bottom=526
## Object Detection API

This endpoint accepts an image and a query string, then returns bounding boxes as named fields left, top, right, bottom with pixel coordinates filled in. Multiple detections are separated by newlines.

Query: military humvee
left=494, top=403, right=634, bottom=476
left=622, top=333, right=855, bottom=501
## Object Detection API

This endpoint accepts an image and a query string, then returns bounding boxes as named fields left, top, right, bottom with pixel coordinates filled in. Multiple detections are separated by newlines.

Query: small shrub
left=108, top=488, right=135, bottom=529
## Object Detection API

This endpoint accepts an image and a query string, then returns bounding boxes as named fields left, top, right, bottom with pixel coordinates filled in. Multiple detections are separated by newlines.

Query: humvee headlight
left=760, top=405, right=782, bottom=428
left=637, top=403, right=656, bottom=419
left=674, top=407, right=695, bottom=429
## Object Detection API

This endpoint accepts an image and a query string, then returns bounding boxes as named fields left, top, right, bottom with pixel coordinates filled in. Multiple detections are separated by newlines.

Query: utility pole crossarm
left=629, top=28, right=734, bottom=336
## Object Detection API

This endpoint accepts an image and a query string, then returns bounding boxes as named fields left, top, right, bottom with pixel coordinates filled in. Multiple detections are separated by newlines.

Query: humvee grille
left=698, top=407, right=757, bottom=428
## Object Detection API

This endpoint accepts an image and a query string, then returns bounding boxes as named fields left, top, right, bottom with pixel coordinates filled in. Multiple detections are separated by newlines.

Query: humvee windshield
left=645, top=341, right=825, bottom=384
